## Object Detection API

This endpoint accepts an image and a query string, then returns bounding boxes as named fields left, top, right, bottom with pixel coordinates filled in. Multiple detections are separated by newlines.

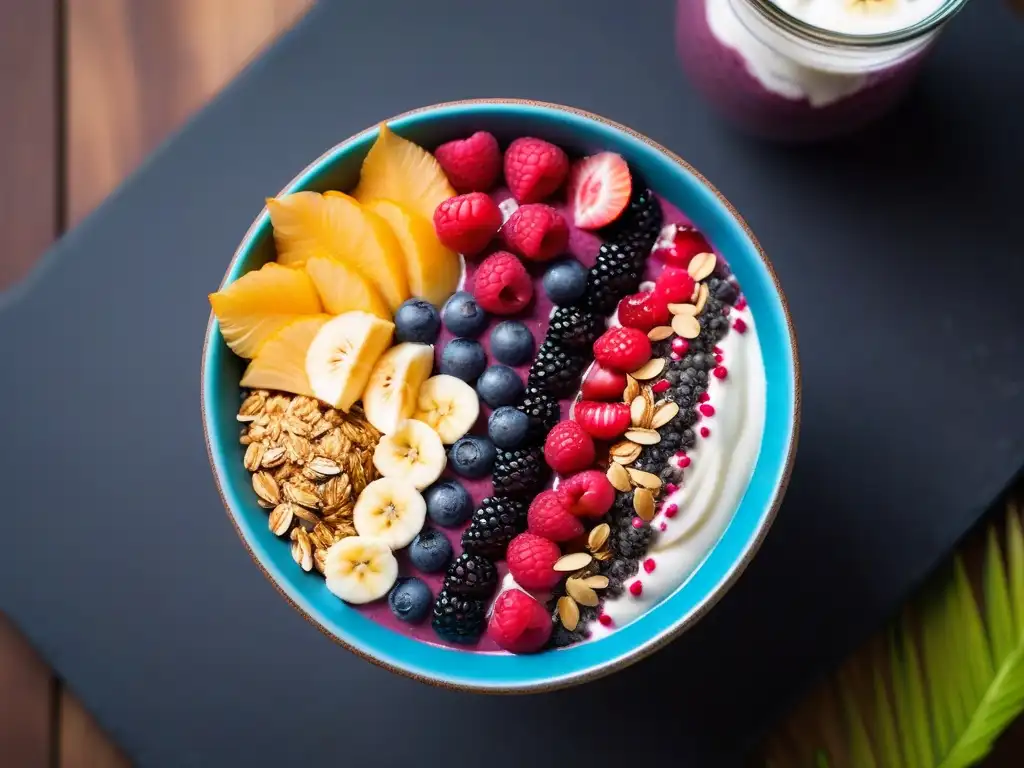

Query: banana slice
left=362, top=342, right=435, bottom=435
left=323, top=536, right=399, bottom=604
left=352, top=477, right=427, bottom=550
left=372, top=419, right=447, bottom=490
left=413, top=374, right=480, bottom=444
left=305, top=311, right=394, bottom=411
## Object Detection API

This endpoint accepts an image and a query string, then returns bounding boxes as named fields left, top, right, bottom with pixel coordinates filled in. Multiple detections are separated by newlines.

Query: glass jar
left=676, top=0, right=970, bottom=142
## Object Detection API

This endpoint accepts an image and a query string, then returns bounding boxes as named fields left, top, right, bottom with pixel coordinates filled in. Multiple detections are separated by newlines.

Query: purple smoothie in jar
left=675, top=0, right=969, bottom=142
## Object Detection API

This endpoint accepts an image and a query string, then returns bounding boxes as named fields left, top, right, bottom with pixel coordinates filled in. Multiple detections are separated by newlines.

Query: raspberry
left=506, top=532, right=562, bottom=590
left=433, top=193, right=502, bottom=256
left=580, top=364, right=628, bottom=401
left=653, top=267, right=696, bottom=304
left=527, top=490, right=584, bottom=542
left=543, top=421, right=596, bottom=475
left=502, top=204, right=569, bottom=262
left=559, top=470, right=615, bottom=519
left=617, top=291, right=670, bottom=331
left=473, top=251, right=533, bottom=315
left=572, top=400, right=631, bottom=441
left=592, top=327, right=652, bottom=372
left=651, top=224, right=712, bottom=268
left=434, top=131, right=501, bottom=193
left=503, top=137, right=569, bottom=204
left=487, top=588, right=553, bottom=654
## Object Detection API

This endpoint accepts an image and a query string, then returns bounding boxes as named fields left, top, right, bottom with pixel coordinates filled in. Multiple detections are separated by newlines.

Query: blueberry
left=489, top=321, right=534, bottom=366
left=409, top=528, right=453, bottom=573
left=442, top=291, right=488, bottom=338
left=394, top=298, right=441, bottom=344
left=388, top=578, right=433, bottom=623
left=448, top=435, right=496, bottom=479
left=487, top=406, right=530, bottom=449
left=440, top=338, right=487, bottom=383
left=542, top=259, right=588, bottom=305
left=476, top=364, right=524, bottom=408
left=424, top=480, right=473, bottom=527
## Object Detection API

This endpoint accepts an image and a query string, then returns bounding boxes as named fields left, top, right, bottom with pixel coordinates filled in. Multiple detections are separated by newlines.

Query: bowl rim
left=202, top=98, right=801, bottom=693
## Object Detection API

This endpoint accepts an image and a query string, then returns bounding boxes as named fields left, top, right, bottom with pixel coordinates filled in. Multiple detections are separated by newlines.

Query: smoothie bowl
left=202, top=100, right=799, bottom=691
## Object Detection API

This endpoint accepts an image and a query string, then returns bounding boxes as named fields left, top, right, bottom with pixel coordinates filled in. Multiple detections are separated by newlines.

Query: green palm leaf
left=764, top=496, right=1024, bottom=767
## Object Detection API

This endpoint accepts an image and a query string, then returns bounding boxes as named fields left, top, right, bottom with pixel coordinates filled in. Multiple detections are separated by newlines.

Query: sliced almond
left=648, top=325, right=674, bottom=342
left=622, top=374, right=640, bottom=404
left=583, top=575, right=610, bottom=590
left=668, top=303, right=698, bottom=316
left=610, top=441, right=642, bottom=465
left=558, top=596, right=580, bottom=631
left=593, top=548, right=613, bottom=561
left=630, top=396, right=648, bottom=427
left=607, top=462, right=633, bottom=492
left=634, top=488, right=656, bottom=521
left=630, top=357, right=665, bottom=381
left=651, top=400, right=680, bottom=429
left=625, top=428, right=661, bottom=446
left=566, top=578, right=600, bottom=607
left=268, top=503, right=295, bottom=536
left=252, top=472, right=280, bottom=506
left=643, top=384, right=656, bottom=412
left=554, top=552, right=593, bottom=572
left=695, top=283, right=709, bottom=315
left=672, top=313, right=701, bottom=340
left=588, top=523, right=611, bottom=552
left=687, top=252, right=716, bottom=281
left=627, top=467, right=663, bottom=490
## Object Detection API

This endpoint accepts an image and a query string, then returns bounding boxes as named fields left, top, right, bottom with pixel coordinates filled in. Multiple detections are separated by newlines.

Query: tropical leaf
left=763, top=495, right=1024, bottom=767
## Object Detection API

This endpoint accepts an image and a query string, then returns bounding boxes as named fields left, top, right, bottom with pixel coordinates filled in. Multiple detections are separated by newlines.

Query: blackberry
left=443, top=553, right=498, bottom=599
left=516, top=386, right=560, bottom=438
left=527, top=339, right=586, bottom=398
left=605, top=186, right=664, bottom=251
left=614, top=506, right=654, bottom=559
left=461, top=497, right=526, bottom=558
left=547, top=306, right=603, bottom=349
left=492, top=446, right=549, bottom=499
left=431, top=589, right=486, bottom=644
left=586, top=250, right=641, bottom=314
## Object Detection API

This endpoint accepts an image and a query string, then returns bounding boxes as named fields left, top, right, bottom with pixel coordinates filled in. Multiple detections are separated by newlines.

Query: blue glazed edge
left=202, top=100, right=798, bottom=691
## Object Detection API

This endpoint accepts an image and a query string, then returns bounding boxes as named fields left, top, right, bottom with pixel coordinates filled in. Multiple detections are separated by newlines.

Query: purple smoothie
left=676, top=0, right=926, bottom=142
left=354, top=189, right=692, bottom=651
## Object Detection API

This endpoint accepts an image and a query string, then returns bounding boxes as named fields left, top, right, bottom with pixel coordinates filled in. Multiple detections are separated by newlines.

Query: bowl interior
left=202, top=101, right=798, bottom=691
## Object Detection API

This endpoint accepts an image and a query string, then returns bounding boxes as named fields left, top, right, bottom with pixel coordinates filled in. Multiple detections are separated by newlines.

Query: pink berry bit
left=598, top=613, right=613, bottom=627
left=671, top=338, right=690, bottom=355
left=715, top=354, right=724, bottom=364
left=677, top=454, right=691, bottom=468
left=643, top=558, right=657, bottom=573
left=713, top=346, right=723, bottom=354
left=666, top=483, right=679, bottom=494
left=699, top=404, right=716, bottom=417
left=713, top=366, right=728, bottom=380
left=652, top=379, right=670, bottom=393
left=659, top=522, right=668, bottom=531
left=733, top=318, right=748, bottom=334
left=664, top=504, right=679, bottom=519
left=700, top=426, right=711, bottom=438
left=670, top=352, right=681, bottom=361
left=631, top=516, right=644, bottom=529
left=698, top=392, right=710, bottom=403
left=629, top=581, right=643, bottom=597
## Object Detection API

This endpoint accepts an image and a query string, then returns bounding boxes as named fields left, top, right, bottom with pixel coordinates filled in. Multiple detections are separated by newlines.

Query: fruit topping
left=240, top=315, right=329, bottom=397
left=473, top=251, right=533, bottom=315
left=413, top=374, right=480, bottom=444
left=324, top=536, right=399, bottom=605
left=441, top=291, right=489, bottom=338
left=353, top=123, right=456, bottom=224
left=527, top=339, right=586, bottom=399
left=447, top=435, right=497, bottom=479
left=542, top=258, right=588, bottom=306
left=573, top=400, right=631, bottom=441
left=593, top=326, right=652, bottom=372
left=543, top=420, right=596, bottom=475
left=431, top=589, right=486, bottom=644
left=651, top=224, right=712, bottom=269
left=568, top=152, right=632, bottom=230
left=558, top=470, right=615, bottom=519
left=440, top=337, right=487, bottom=383
left=547, top=306, right=602, bottom=349
left=653, top=267, right=697, bottom=305
left=392, top=298, right=441, bottom=344
left=408, top=527, right=453, bottom=573
left=488, top=588, right=553, bottom=654
left=516, top=386, right=561, bottom=439
left=489, top=320, right=535, bottom=366
left=432, top=192, right=502, bottom=256
left=503, top=137, right=569, bottom=203
left=527, top=490, right=585, bottom=542
left=580, top=364, right=628, bottom=402
left=443, top=552, right=498, bottom=599
left=461, top=496, right=526, bottom=558
left=492, top=446, right=550, bottom=499
left=304, top=311, right=394, bottom=411
left=487, top=405, right=531, bottom=449
left=604, top=186, right=664, bottom=249
left=372, top=419, right=447, bottom=490
left=506, top=533, right=562, bottom=591
left=388, top=578, right=433, bottom=623
left=586, top=242, right=643, bottom=315
left=352, top=476, right=428, bottom=550
left=501, top=203, right=569, bottom=262
left=433, top=131, right=501, bottom=193
left=362, top=341, right=434, bottom=434
left=617, top=291, right=671, bottom=332
left=304, top=256, right=390, bottom=320
left=476, top=365, right=525, bottom=409
left=209, top=262, right=322, bottom=359
left=424, top=479, right=473, bottom=528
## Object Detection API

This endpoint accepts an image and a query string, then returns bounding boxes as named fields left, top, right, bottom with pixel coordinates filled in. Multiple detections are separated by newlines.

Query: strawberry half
left=572, top=400, right=631, bottom=441
left=568, top=152, right=632, bottom=230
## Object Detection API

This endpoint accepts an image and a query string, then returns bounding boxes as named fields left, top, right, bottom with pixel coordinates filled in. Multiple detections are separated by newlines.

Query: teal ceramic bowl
left=202, top=99, right=800, bottom=692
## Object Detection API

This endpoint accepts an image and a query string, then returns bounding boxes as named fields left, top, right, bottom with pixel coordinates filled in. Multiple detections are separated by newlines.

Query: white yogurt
left=773, top=0, right=945, bottom=36
left=591, top=303, right=766, bottom=636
